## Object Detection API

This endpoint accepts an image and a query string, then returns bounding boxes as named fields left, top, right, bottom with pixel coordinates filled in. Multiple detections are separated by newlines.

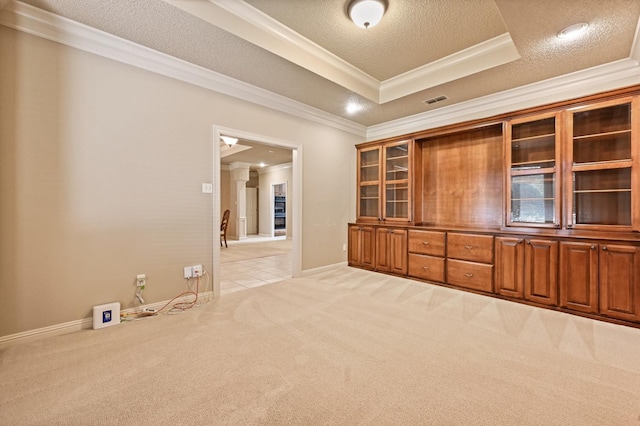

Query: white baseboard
left=0, top=291, right=214, bottom=350
left=300, top=261, right=347, bottom=277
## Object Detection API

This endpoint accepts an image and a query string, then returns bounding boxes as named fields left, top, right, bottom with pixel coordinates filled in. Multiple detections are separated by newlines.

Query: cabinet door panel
left=389, top=229, right=408, bottom=275
left=348, top=225, right=375, bottom=270
left=599, top=244, right=640, bottom=322
left=348, top=225, right=360, bottom=266
left=360, top=226, right=375, bottom=269
left=375, top=227, right=390, bottom=272
left=495, top=237, right=524, bottom=298
left=357, top=147, right=381, bottom=221
left=559, top=242, right=598, bottom=313
left=525, top=239, right=558, bottom=306
left=375, top=227, right=407, bottom=274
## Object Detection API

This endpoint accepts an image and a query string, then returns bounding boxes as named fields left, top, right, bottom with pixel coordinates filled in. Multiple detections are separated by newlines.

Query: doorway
left=212, top=126, right=302, bottom=299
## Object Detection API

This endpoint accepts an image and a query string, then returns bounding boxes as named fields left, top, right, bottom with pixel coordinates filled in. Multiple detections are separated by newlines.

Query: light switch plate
left=202, top=183, right=213, bottom=193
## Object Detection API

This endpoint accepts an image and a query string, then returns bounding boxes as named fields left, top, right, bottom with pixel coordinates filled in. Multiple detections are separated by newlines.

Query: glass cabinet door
left=506, top=113, right=561, bottom=227
left=566, top=97, right=637, bottom=229
left=358, top=147, right=380, bottom=220
left=383, top=141, right=410, bottom=221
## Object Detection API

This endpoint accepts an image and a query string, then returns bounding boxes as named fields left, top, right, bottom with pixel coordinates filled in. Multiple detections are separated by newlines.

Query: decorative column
left=229, top=162, right=251, bottom=240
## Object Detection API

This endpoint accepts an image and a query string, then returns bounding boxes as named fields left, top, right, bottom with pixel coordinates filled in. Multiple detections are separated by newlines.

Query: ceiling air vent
left=423, top=95, right=448, bottom=105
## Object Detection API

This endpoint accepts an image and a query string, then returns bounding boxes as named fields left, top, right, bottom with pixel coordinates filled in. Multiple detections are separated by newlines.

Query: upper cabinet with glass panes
left=506, top=112, right=561, bottom=227
left=356, top=140, right=412, bottom=223
left=565, top=97, right=639, bottom=230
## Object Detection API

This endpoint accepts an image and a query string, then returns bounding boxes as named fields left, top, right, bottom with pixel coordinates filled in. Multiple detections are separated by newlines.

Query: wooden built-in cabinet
left=348, top=224, right=375, bottom=270
left=565, top=97, right=640, bottom=231
left=506, top=112, right=561, bottom=228
left=357, top=140, right=412, bottom=223
left=446, top=233, right=494, bottom=293
left=560, top=241, right=640, bottom=321
left=407, top=230, right=445, bottom=282
left=350, top=87, right=640, bottom=328
left=599, top=244, right=640, bottom=321
left=495, top=237, right=558, bottom=305
left=376, top=227, right=408, bottom=275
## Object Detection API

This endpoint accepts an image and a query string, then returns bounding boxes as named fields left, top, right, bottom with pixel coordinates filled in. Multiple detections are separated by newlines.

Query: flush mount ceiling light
left=221, top=136, right=238, bottom=147
left=557, top=23, right=589, bottom=40
left=348, top=0, right=386, bottom=29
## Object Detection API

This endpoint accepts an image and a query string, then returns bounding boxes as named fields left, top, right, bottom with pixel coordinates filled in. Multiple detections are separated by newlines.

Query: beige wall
left=0, top=27, right=359, bottom=336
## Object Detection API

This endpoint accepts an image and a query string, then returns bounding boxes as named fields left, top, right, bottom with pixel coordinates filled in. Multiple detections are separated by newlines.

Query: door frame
left=212, top=125, right=302, bottom=298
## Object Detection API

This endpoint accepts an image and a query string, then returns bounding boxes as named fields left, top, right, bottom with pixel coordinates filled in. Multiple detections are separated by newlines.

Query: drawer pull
left=464, top=245, right=473, bottom=250
left=422, top=241, right=430, bottom=245
left=464, top=273, right=474, bottom=278
left=422, top=266, right=430, bottom=270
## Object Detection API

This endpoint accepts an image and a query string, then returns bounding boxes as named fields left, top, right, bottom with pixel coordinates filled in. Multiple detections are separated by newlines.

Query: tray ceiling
left=10, top=0, right=640, bottom=128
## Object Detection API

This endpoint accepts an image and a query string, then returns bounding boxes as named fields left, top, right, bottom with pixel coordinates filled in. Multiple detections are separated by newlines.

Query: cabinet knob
left=590, top=245, right=596, bottom=250
left=422, top=241, right=430, bottom=246
left=602, top=246, right=608, bottom=251
left=464, top=245, right=473, bottom=250
left=464, top=273, right=474, bottom=278
left=423, top=266, right=430, bottom=270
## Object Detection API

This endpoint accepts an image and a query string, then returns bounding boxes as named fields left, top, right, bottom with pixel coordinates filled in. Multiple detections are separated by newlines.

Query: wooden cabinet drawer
left=408, top=230, right=445, bottom=256
left=447, top=233, right=494, bottom=263
left=408, top=253, right=445, bottom=282
left=447, top=259, right=493, bottom=292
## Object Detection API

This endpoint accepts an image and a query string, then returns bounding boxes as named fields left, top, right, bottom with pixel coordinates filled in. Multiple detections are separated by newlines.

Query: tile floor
left=220, top=236, right=292, bottom=295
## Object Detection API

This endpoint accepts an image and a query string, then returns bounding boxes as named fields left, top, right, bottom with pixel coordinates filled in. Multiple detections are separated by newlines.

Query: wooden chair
left=220, top=209, right=231, bottom=248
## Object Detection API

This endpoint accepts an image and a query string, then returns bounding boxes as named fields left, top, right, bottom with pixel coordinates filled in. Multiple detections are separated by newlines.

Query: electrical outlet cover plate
left=183, top=266, right=193, bottom=279
left=93, top=302, right=121, bottom=329
left=193, top=265, right=203, bottom=277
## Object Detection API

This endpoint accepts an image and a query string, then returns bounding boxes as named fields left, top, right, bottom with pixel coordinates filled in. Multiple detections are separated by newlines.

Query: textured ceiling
left=220, top=139, right=292, bottom=171
left=244, top=0, right=507, bottom=81
left=14, top=0, right=640, bottom=129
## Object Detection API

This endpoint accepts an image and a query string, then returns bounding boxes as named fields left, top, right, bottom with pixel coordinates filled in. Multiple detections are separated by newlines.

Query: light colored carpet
left=1, top=265, right=640, bottom=425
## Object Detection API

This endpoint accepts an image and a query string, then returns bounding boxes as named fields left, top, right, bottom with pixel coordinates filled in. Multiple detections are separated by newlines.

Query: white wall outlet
left=183, top=266, right=193, bottom=279
left=136, top=274, right=146, bottom=287
left=192, top=264, right=203, bottom=277
left=342, top=243, right=347, bottom=252
left=202, top=183, right=213, bottom=193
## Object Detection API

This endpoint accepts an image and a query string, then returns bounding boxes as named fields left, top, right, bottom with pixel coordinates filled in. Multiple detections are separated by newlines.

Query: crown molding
left=367, top=58, right=640, bottom=141
left=380, top=33, right=520, bottom=103
left=166, top=1, right=520, bottom=105
left=258, top=162, right=293, bottom=175
left=3, top=1, right=640, bottom=143
left=0, top=1, right=367, bottom=137
left=632, top=13, right=640, bottom=63
left=165, top=0, right=380, bottom=102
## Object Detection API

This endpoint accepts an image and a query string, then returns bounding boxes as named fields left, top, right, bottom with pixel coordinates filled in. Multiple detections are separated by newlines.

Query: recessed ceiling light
left=346, top=102, right=362, bottom=114
left=259, top=162, right=265, bottom=167
left=557, top=23, right=589, bottom=40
